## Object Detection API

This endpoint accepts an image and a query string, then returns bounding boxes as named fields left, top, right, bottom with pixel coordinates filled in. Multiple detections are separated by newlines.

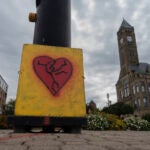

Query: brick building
left=116, top=19, right=150, bottom=115
left=0, top=75, right=8, bottom=114
left=86, top=100, right=97, bottom=114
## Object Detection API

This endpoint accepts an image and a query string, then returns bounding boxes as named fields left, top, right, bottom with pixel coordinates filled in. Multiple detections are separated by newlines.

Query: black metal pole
left=33, top=0, right=71, bottom=47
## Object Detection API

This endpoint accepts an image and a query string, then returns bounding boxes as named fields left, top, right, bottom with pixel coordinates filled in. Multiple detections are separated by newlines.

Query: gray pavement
left=0, top=130, right=150, bottom=150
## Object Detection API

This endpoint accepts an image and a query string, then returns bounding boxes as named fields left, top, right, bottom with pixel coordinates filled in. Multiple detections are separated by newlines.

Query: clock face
left=127, top=36, right=133, bottom=42
left=120, top=38, right=123, bottom=44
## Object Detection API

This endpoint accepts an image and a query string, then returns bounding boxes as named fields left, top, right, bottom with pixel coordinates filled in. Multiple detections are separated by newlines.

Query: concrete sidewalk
left=0, top=130, right=150, bottom=150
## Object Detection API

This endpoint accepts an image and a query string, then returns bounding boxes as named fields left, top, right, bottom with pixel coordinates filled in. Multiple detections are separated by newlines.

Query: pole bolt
left=29, top=13, right=37, bottom=22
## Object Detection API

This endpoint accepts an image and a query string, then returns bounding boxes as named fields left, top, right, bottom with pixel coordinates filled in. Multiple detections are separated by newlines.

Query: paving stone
left=0, top=130, right=150, bottom=150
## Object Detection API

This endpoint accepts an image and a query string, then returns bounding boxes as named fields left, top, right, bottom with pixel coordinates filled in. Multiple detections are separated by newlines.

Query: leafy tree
left=5, top=99, right=16, bottom=115
left=102, top=102, right=134, bottom=117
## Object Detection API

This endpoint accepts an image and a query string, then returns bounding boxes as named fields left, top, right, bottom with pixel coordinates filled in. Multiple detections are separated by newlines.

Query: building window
left=134, top=99, right=141, bottom=110
left=148, top=83, right=150, bottom=93
left=134, top=100, right=138, bottom=109
left=138, top=98, right=141, bottom=107
left=136, top=83, right=139, bottom=93
left=143, top=98, right=148, bottom=107
left=141, top=82, right=145, bottom=92
left=132, top=85, right=135, bottom=94
left=124, top=80, right=129, bottom=97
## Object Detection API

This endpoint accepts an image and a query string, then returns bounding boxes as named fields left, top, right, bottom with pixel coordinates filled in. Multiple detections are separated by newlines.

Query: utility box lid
left=15, top=44, right=86, bottom=117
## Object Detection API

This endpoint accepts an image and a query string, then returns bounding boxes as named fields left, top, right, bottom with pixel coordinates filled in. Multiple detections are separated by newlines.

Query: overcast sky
left=0, top=0, right=150, bottom=109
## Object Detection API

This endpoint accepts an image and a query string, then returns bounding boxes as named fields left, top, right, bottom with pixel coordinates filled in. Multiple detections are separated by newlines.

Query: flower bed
left=86, top=113, right=150, bottom=131
left=87, top=114, right=109, bottom=130
left=124, top=116, right=150, bottom=131
left=86, top=113, right=126, bottom=130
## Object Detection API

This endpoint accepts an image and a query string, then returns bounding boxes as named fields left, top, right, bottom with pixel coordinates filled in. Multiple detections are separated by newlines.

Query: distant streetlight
left=106, top=93, right=111, bottom=107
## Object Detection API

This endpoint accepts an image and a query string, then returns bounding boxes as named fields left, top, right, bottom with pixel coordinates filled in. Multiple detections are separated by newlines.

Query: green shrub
left=87, top=114, right=109, bottom=130
left=124, top=116, right=150, bottom=131
left=102, top=102, right=134, bottom=116
left=142, top=114, right=150, bottom=122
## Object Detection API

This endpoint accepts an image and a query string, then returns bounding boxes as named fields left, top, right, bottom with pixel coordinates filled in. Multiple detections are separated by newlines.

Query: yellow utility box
left=15, top=44, right=86, bottom=117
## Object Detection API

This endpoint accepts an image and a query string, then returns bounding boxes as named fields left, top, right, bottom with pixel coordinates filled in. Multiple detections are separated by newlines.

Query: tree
left=102, top=102, right=134, bottom=117
left=5, top=99, right=16, bottom=115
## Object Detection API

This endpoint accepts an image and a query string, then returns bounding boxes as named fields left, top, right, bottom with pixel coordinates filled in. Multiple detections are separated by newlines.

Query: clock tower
left=117, top=19, right=139, bottom=77
left=116, top=19, right=150, bottom=116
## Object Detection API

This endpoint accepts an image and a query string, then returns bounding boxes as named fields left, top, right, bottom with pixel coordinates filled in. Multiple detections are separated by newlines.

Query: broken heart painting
left=33, top=56, right=73, bottom=96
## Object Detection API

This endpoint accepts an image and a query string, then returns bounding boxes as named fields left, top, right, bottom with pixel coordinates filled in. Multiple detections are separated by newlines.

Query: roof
left=119, top=19, right=133, bottom=31
left=116, top=62, right=150, bottom=86
left=128, top=63, right=150, bottom=74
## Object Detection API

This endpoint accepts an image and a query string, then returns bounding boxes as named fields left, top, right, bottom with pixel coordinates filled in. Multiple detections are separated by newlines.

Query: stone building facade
left=86, top=100, right=97, bottom=114
left=116, top=19, right=150, bottom=115
left=0, top=75, right=8, bottom=114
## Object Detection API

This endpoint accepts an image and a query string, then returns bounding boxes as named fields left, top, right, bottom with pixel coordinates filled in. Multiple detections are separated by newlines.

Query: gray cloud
left=71, top=0, right=150, bottom=108
left=0, top=0, right=150, bottom=108
left=0, top=0, right=34, bottom=99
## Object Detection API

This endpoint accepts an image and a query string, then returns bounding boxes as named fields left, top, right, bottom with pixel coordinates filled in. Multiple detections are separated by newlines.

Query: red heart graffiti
left=33, top=56, right=73, bottom=96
